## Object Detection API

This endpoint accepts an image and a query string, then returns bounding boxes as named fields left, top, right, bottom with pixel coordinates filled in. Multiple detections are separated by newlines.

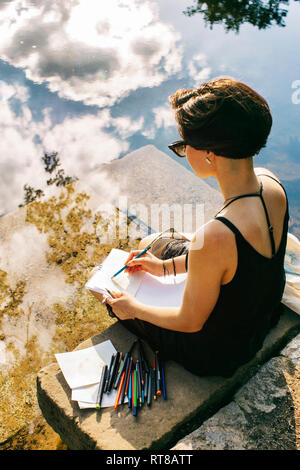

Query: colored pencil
left=114, top=339, right=136, bottom=390
left=95, top=364, right=107, bottom=410
left=124, top=357, right=133, bottom=396
left=152, top=361, right=157, bottom=400
left=113, top=352, right=124, bottom=389
left=136, top=360, right=142, bottom=406
left=128, top=372, right=132, bottom=408
left=161, top=360, right=167, bottom=400
left=114, top=371, right=125, bottom=409
left=111, top=245, right=152, bottom=278
left=120, top=356, right=130, bottom=404
left=144, top=371, right=148, bottom=400
left=155, top=352, right=162, bottom=396
left=104, top=354, right=115, bottom=393
left=147, top=369, right=152, bottom=406
left=107, top=352, right=120, bottom=393
left=133, top=368, right=137, bottom=417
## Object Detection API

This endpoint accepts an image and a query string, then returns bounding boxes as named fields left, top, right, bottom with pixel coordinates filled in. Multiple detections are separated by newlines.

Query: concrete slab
left=37, top=305, right=300, bottom=450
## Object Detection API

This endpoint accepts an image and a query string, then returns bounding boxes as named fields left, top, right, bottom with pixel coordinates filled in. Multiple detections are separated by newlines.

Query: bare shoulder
left=189, top=219, right=235, bottom=286
left=191, top=219, right=234, bottom=263
left=254, top=166, right=287, bottom=208
left=254, top=166, right=281, bottom=182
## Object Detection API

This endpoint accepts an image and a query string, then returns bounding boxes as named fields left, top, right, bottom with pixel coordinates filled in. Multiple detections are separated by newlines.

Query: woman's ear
left=205, top=151, right=215, bottom=166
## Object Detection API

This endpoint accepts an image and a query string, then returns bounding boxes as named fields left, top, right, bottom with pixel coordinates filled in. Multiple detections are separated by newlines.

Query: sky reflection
left=0, top=0, right=299, bottom=221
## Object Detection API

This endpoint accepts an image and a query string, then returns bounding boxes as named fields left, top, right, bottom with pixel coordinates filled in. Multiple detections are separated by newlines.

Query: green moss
left=0, top=267, right=27, bottom=330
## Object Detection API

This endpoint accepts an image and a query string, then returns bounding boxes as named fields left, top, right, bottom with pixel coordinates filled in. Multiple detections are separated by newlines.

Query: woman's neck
left=215, top=157, right=260, bottom=202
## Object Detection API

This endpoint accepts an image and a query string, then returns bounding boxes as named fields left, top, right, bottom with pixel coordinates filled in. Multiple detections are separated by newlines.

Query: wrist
left=162, top=258, right=172, bottom=276
left=160, top=260, right=165, bottom=277
left=134, top=299, right=146, bottom=321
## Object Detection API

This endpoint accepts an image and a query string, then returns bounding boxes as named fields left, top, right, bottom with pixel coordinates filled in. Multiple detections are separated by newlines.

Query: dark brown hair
left=169, top=77, right=272, bottom=159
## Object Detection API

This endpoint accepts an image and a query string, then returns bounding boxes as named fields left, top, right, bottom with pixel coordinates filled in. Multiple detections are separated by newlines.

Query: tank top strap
left=258, top=174, right=288, bottom=201
left=258, top=173, right=289, bottom=216
left=258, top=191, right=276, bottom=257
left=214, top=182, right=263, bottom=217
left=214, top=216, right=244, bottom=238
left=214, top=180, right=277, bottom=258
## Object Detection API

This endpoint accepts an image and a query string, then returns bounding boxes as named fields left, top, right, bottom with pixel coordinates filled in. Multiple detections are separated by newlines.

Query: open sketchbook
left=85, top=248, right=187, bottom=307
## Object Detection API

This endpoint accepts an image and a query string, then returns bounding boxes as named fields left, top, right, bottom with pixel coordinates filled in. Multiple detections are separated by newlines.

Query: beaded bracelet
left=162, top=261, right=170, bottom=277
left=163, top=261, right=166, bottom=277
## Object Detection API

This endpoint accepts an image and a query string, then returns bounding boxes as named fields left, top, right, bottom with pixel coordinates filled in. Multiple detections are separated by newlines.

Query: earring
left=205, top=157, right=211, bottom=165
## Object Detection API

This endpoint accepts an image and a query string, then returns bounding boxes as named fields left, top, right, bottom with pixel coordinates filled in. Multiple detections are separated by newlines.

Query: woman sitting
left=92, top=77, right=289, bottom=378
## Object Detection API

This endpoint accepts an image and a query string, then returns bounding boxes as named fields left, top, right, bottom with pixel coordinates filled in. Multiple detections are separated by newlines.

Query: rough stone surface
left=87, top=144, right=223, bottom=231
left=172, top=333, right=300, bottom=450
left=37, top=307, right=300, bottom=450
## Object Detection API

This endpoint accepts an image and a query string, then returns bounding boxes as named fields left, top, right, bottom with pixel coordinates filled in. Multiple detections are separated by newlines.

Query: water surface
left=0, top=0, right=299, bottom=231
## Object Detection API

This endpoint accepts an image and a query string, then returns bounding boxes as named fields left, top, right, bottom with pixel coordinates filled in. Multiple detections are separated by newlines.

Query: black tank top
left=177, top=174, right=290, bottom=377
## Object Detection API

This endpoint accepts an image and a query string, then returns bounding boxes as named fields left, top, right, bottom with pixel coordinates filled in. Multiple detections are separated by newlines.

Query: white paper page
left=55, top=340, right=116, bottom=389
left=72, top=382, right=128, bottom=408
left=85, top=248, right=144, bottom=296
left=77, top=397, right=127, bottom=409
left=135, top=272, right=187, bottom=307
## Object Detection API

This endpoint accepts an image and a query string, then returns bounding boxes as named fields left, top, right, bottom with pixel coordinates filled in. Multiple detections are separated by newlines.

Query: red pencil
left=114, top=371, right=125, bottom=409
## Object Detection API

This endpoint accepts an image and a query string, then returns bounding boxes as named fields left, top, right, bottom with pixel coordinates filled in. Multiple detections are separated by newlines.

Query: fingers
left=124, top=250, right=143, bottom=265
left=126, top=264, right=144, bottom=276
left=125, top=255, right=145, bottom=274
left=90, top=290, right=105, bottom=302
left=110, top=290, right=121, bottom=298
left=127, top=256, right=146, bottom=267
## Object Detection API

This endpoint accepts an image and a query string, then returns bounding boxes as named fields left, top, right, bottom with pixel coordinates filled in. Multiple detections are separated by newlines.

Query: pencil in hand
left=111, top=245, right=152, bottom=279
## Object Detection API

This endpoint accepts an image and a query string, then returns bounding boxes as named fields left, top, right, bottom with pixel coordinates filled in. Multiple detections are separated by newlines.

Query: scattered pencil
left=97, top=340, right=166, bottom=416
left=96, top=364, right=107, bottom=410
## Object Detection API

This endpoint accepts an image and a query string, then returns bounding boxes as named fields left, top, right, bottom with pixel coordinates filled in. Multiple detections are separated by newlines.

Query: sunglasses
left=168, top=140, right=187, bottom=158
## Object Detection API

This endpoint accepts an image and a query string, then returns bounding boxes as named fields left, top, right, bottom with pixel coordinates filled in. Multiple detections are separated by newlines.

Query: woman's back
left=215, top=170, right=288, bottom=284
left=178, top=171, right=290, bottom=376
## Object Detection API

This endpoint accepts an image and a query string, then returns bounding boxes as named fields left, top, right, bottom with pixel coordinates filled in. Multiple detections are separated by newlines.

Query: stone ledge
left=172, top=333, right=300, bottom=450
left=36, top=305, right=300, bottom=450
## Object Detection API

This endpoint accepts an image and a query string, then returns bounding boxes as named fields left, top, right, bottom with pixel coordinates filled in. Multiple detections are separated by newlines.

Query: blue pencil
left=161, top=360, right=167, bottom=400
left=128, top=371, right=132, bottom=408
left=147, top=369, right=152, bottom=406
left=136, top=360, right=142, bottom=406
left=111, top=244, right=152, bottom=278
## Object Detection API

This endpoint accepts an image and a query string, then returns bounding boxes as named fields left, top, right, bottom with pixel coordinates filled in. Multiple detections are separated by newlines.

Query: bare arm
left=131, top=222, right=226, bottom=332
left=161, top=254, right=187, bottom=275
left=125, top=251, right=188, bottom=276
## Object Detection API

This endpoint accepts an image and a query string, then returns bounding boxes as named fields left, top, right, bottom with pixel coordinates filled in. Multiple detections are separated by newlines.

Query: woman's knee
left=138, top=232, right=161, bottom=250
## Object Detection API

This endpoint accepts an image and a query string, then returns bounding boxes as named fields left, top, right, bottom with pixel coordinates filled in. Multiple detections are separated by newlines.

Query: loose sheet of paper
left=56, top=340, right=127, bottom=408
left=55, top=340, right=116, bottom=389
left=71, top=382, right=128, bottom=408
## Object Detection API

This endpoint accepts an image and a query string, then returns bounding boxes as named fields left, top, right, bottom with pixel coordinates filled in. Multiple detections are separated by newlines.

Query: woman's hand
left=105, top=291, right=141, bottom=320
left=124, top=249, right=164, bottom=277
